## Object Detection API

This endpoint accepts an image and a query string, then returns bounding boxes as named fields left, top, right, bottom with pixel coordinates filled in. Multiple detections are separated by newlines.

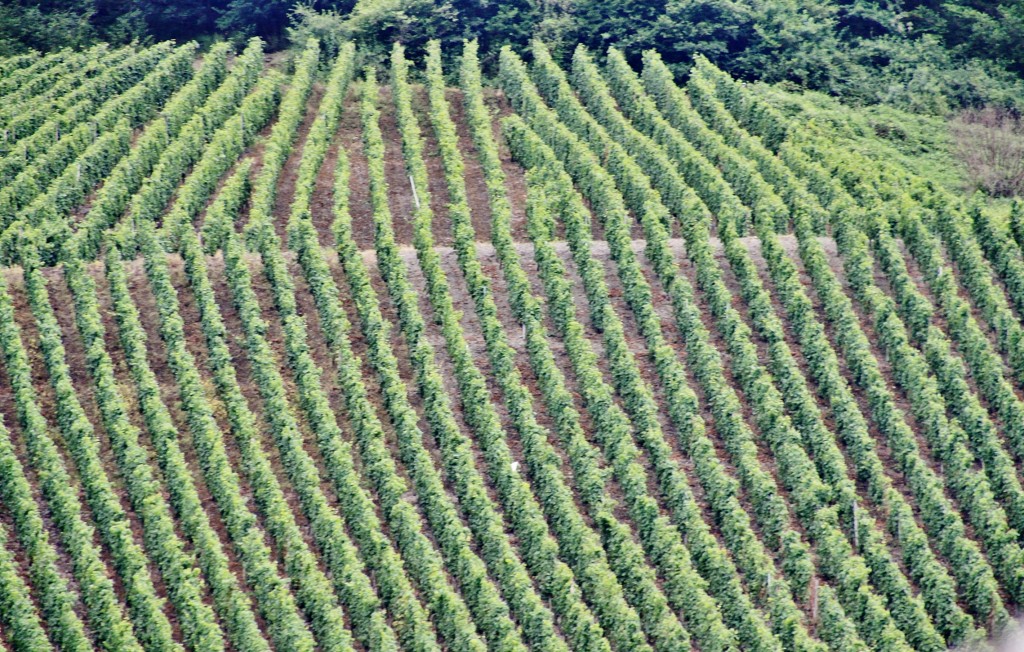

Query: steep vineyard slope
left=0, top=36, right=1017, bottom=652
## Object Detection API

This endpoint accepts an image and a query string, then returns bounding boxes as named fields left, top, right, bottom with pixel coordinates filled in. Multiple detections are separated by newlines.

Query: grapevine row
left=240, top=39, right=322, bottom=241
left=121, top=67, right=280, bottom=250
left=588, top=47, right=981, bottom=645
left=61, top=257, right=227, bottom=652
left=170, top=45, right=393, bottom=652
left=694, top=67, right=1014, bottom=627
left=289, top=156, right=515, bottom=652
left=353, top=66, right=534, bottom=652
left=409, top=40, right=672, bottom=652
left=0, top=46, right=129, bottom=151
left=685, top=61, right=1024, bottom=548
left=134, top=222, right=321, bottom=652
left=62, top=39, right=251, bottom=262
left=0, top=272, right=136, bottom=652
left=102, top=245, right=273, bottom=652
left=243, top=215, right=446, bottom=652
left=200, top=160, right=254, bottom=255
left=0, top=486, right=52, bottom=652
left=783, top=157, right=1010, bottom=628
left=683, top=64, right=989, bottom=641
left=258, top=42, right=457, bottom=652
left=145, top=221, right=360, bottom=652
left=684, top=59, right=830, bottom=233
left=859, top=205, right=1024, bottom=538
left=280, top=42, right=357, bottom=244
left=500, top=45, right=915, bottom=651
left=110, top=38, right=268, bottom=244
left=0, top=42, right=186, bottom=210
left=215, top=227, right=399, bottom=652
left=471, top=45, right=790, bottom=650
left=0, top=49, right=64, bottom=99
left=969, top=201, right=1024, bottom=352
left=446, top=39, right=707, bottom=652
left=0, top=43, right=194, bottom=253
left=459, top=39, right=820, bottom=652
left=832, top=174, right=1024, bottom=609
left=21, top=257, right=183, bottom=652
left=753, top=122, right=1024, bottom=608
left=0, top=46, right=119, bottom=140
left=638, top=51, right=1009, bottom=630
left=909, top=204, right=1024, bottom=466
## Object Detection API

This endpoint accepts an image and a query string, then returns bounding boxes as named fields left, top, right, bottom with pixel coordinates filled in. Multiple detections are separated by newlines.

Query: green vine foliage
left=1, top=32, right=1021, bottom=652
left=591, top=45, right=983, bottom=648
left=135, top=222, right=320, bottom=652
left=701, top=57, right=1012, bottom=634
left=498, top=43, right=922, bottom=652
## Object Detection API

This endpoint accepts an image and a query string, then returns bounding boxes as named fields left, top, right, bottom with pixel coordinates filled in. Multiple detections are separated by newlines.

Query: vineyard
left=0, top=35, right=1020, bottom=652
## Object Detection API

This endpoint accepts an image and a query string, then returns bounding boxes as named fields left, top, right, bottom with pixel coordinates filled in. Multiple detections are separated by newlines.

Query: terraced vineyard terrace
left=0, top=37, right=1020, bottom=652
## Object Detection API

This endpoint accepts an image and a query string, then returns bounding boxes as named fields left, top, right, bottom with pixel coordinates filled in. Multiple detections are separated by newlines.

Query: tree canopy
left=2, top=0, right=1022, bottom=114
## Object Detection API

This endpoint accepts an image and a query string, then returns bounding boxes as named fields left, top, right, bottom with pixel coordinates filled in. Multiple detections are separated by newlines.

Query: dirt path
left=338, top=92, right=376, bottom=252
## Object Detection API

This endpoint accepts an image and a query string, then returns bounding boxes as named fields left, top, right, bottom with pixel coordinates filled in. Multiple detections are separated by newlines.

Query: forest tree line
left=2, top=0, right=1023, bottom=114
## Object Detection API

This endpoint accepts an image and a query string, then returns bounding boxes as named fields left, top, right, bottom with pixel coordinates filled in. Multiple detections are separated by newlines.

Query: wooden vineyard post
left=810, top=577, right=819, bottom=625
left=852, top=501, right=859, bottom=550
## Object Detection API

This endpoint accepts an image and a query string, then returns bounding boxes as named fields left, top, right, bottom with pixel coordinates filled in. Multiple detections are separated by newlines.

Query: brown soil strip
left=376, top=86, right=416, bottom=246
left=202, top=253, right=329, bottom=577
left=777, top=235, right=986, bottom=550
left=122, top=255, right=272, bottom=634
left=338, top=91, right=376, bottom=252
left=271, top=83, right=325, bottom=244
left=717, top=236, right=922, bottom=586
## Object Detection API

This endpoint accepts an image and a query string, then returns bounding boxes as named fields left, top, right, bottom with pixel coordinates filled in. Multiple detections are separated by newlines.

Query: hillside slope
left=0, top=37, right=1018, bottom=652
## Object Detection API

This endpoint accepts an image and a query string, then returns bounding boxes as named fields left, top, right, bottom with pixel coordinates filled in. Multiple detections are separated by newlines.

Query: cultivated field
left=0, top=35, right=1020, bottom=652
